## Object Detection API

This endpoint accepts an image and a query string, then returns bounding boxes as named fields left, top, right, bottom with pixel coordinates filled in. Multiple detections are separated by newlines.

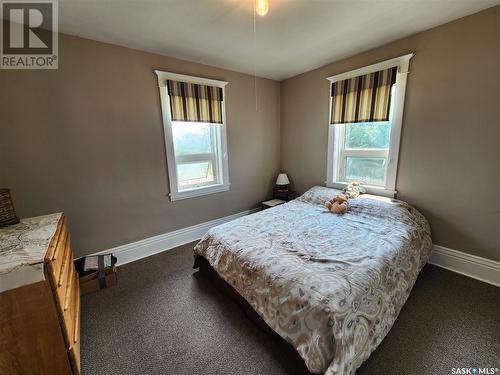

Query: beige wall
left=1, top=7, right=498, bottom=262
left=0, top=34, right=281, bottom=257
left=280, top=6, right=500, bottom=261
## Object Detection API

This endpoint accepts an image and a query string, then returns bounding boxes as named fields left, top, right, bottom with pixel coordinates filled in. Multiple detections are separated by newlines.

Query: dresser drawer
left=45, top=219, right=75, bottom=294
left=68, top=278, right=81, bottom=375
left=53, top=235, right=74, bottom=310
left=45, top=216, right=68, bottom=276
left=58, top=262, right=79, bottom=349
left=43, top=214, right=81, bottom=358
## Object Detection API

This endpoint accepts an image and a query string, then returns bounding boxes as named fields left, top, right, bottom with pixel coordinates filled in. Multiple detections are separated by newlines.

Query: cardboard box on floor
left=79, top=266, right=117, bottom=295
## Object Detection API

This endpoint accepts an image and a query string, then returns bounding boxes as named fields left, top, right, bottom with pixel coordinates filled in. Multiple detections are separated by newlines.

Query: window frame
left=325, top=53, right=414, bottom=198
left=155, top=71, right=230, bottom=201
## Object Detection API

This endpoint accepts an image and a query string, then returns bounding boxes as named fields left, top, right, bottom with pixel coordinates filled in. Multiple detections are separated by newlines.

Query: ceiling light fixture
left=256, top=0, right=269, bottom=17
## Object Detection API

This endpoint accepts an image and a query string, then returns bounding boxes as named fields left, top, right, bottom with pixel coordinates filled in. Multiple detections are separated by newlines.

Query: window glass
left=171, top=121, right=220, bottom=191
left=344, top=121, right=391, bottom=149
left=345, top=157, right=386, bottom=186
left=177, top=161, right=215, bottom=188
left=172, top=122, right=212, bottom=156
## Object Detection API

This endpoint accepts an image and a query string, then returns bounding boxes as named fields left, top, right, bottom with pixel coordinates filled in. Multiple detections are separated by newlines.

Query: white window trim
left=155, top=70, right=230, bottom=201
left=325, top=53, right=414, bottom=198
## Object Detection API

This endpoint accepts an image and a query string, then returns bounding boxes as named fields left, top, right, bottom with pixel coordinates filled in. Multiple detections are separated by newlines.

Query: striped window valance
left=167, top=80, right=224, bottom=124
left=330, top=66, right=397, bottom=124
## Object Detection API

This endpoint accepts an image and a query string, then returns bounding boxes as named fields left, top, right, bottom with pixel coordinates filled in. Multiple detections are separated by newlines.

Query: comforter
left=194, top=186, right=432, bottom=374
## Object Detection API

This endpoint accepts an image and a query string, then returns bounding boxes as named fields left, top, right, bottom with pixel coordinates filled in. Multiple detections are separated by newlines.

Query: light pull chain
left=253, top=2, right=258, bottom=112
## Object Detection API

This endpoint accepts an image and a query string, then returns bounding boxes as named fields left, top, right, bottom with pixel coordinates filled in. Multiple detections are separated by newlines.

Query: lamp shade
left=276, top=173, right=290, bottom=185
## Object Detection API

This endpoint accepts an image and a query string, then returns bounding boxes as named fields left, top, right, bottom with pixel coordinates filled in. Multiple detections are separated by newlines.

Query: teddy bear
left=325, top=194, right=349, bottom=214
left=343, top=181, right=366, bottom=199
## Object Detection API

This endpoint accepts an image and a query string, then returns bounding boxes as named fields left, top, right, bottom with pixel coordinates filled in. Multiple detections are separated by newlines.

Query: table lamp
left=276, top=173, right=290, bottom=192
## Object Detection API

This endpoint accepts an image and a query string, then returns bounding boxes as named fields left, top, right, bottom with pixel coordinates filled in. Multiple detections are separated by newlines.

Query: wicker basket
left=0, top=189, right=20, bottom=228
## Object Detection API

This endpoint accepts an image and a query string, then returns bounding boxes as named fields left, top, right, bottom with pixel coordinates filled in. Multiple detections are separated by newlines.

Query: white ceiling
left=58, top=0, right=499, bottom=80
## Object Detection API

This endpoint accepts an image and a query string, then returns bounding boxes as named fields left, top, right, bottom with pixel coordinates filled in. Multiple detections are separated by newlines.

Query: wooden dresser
left=0, top=213, right=80, bottom=375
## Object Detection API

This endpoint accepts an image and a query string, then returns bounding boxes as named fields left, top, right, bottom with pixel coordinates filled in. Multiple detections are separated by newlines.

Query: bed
left=193, top=186, right=432, bottom=375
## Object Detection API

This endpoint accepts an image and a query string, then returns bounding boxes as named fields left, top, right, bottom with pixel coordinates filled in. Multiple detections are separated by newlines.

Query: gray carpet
left=81, top=242, right=500, bottom=375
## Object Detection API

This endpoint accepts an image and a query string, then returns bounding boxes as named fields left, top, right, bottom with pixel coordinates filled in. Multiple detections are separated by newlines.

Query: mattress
left=194, top=186, right=432, bottom=374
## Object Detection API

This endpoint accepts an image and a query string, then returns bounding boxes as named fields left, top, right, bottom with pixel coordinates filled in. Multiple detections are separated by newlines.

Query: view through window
left=341, top=120, right=391, bottom=186
left=171, top=121, right=220, bottom=190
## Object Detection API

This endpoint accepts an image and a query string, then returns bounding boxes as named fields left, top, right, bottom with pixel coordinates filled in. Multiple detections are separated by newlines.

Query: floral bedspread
left=194, top=186, right=432, bottom=374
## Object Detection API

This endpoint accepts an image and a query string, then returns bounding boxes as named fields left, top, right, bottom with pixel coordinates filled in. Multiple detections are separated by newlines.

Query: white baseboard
left=94, top=208, right=259, bottom=266
left=429, top=245, right=500, bottom=287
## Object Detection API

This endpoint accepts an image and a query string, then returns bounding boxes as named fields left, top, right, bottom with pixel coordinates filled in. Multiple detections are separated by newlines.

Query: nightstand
left=261, top=199, right=286, bottom=210
left=273, top=189, right=297, bottom=202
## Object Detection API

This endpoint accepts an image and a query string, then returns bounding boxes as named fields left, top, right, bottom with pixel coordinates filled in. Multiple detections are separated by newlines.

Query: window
left=155, top=71, right=229, bottom=201
left=336, top=90, right=394, bottom=187
left=326, top=54, right=413, bottom=197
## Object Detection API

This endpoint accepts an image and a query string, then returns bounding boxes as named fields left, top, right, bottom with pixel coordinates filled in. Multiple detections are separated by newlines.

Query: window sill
left=169, top=183, right=230, bottom=201
left=326, top=181, right=397, bottom=198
